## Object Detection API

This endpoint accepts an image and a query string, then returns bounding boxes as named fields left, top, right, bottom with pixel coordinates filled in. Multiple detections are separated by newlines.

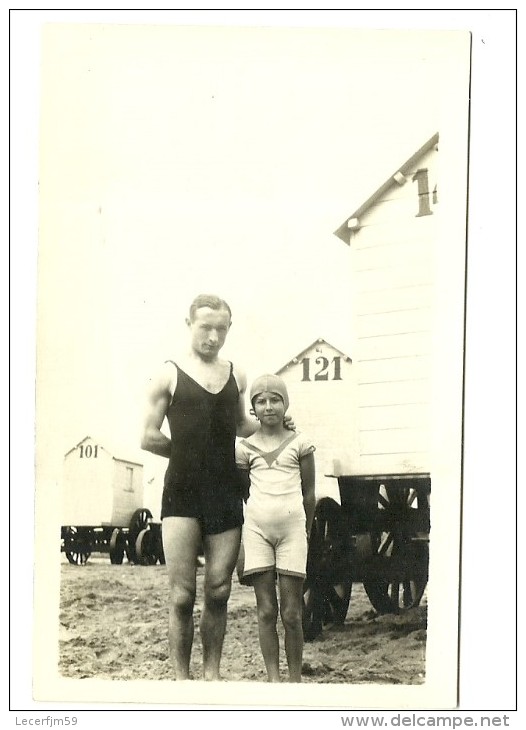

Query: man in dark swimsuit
left=141, top=294, right=290, bottom=681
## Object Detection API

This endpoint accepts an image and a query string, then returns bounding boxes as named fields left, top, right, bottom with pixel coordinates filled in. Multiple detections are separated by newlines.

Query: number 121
left=301, top=356, right=342, bottom=382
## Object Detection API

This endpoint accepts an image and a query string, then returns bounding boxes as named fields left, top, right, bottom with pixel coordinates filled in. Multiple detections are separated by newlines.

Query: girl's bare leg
left=252, top=571, right=280, bottom=682
left=278, top=574, right=305, bottom=682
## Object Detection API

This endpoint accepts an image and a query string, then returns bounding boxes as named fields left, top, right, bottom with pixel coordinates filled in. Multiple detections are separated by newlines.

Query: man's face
left=188, top=306, right=231, bottom=360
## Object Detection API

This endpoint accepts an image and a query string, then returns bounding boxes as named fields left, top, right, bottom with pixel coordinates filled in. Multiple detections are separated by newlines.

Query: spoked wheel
left=63, top=526, right=92, bottom=565
left=362, top=482, right=429, bottom=614
left=127, top=508, right=153, bottom=563
left=303, top=498, right=352, bottom=641
left=135, top=528, right=161, bottom=565
left=363, top=555, right=428, bottom=614
left=303, top=583, right=352, bottom=641
left=109, top=528, right=127, bottom=565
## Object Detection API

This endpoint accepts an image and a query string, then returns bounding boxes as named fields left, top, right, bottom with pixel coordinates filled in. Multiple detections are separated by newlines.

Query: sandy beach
left=59, top=557, right=427, bottom=685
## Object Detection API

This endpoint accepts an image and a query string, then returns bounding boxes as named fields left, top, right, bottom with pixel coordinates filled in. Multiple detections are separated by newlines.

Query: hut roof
left=333, top=132, right=439, bottom=244
left=64, top=435, right=143, bottom=466
left=275, top=337, right=352, bottom=375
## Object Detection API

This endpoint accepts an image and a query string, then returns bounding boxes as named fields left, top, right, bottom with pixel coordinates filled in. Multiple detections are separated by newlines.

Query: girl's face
left=252, top=391, right=286, bottom=425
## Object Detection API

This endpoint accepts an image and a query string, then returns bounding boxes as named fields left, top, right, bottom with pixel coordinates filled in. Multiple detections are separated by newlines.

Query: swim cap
left=250, top=374, right=289, bottom=411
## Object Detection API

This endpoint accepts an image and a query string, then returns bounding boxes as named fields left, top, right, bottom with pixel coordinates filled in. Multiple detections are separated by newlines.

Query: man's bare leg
left=162, top=517, right=202, bottom=680
left=200, top=527, right=241, bottom=680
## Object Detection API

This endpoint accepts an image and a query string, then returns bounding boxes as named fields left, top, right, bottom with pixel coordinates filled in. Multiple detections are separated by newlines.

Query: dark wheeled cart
left=302, top=473, right=430, bottom=641
left=61, top=508, right=165, bottom=566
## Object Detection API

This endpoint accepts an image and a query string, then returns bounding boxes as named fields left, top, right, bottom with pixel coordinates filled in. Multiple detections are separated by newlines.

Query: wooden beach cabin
left=62, top=436, right=144, bottom=528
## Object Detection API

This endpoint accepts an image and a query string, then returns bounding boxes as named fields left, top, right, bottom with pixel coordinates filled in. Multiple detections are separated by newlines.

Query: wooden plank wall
left=350, top=145, right=438, bottom=475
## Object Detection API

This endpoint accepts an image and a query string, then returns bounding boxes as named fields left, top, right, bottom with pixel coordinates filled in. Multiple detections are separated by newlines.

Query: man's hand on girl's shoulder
left=283, top=414, right=296, bottom=431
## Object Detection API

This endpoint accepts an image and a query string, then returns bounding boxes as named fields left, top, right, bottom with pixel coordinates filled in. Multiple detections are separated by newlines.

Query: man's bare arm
left=232, top=365, right=259, bottom=438
left=140, top=364, right=175, bottom=458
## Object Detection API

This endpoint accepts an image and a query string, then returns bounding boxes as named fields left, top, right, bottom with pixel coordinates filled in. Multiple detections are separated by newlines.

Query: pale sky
left=36, top=22, right=459, bottom=486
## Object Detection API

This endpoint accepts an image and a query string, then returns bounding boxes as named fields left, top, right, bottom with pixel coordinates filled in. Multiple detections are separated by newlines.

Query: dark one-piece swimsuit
left=161, top=361, right=244, bottom=535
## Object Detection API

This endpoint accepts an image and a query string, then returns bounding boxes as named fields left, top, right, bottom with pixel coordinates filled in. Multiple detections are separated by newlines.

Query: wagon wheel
left=303, top=498, right=352, bottom=641
left=129, top=507, right=153, bottom=534
left=362, top=483, right=429, bottom=614
left=127, top=508, right=153, bottom=563
left=63, top=526, right=91, bottom=565
left=363, top=550, right=428, bottom=614
left=109, top=528, right=127, bottom=565
left=135, top=528, right=160, bottom=566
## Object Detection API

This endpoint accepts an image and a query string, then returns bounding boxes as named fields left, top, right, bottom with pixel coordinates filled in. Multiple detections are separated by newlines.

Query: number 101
left=79, top=444, right=98, bottom=458
left=301, top=356, right=342, bottom=382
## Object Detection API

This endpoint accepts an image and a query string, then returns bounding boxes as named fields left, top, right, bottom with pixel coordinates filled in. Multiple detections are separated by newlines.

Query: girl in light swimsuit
left=235, top=374, right=316, bottom=682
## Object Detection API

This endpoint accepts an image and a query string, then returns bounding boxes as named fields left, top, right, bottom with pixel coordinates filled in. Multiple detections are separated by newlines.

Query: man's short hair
left=189, top=294, right=232, bottom=322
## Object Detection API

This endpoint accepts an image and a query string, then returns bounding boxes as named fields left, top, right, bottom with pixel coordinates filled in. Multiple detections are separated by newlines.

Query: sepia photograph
left=9, top=8, right=517, bottom=721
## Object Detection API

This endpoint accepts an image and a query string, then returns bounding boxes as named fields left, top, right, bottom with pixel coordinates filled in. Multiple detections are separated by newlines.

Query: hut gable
left=273, top=339, right=357, bottom=502
left=333, top=133, right=439, bottom=245
left=64, top=435, right=142, bottom=466
left=276, top=338, right=351, bottom=380
left=64, top=436, right=110, bottom=461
